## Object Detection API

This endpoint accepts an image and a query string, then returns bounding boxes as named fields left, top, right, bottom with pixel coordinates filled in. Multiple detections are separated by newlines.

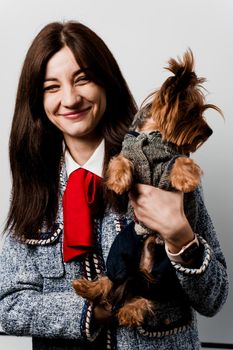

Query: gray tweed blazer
left=0, top=161, right=228, bottom=350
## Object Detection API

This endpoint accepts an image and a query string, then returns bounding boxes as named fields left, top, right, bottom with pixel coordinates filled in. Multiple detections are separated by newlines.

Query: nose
left=61, top=85, right=81, bottom=107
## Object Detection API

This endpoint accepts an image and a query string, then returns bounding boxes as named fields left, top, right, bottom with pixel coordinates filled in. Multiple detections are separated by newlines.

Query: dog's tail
left=151, top=49, right=223, bottom=152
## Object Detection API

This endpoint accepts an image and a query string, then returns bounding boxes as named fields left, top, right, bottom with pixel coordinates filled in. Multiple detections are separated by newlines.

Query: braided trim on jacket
left=80, top=253, right=103, bottom=342
left=137, top=323, right=192, bottom=338
left=170, top=235, right=211, bottom=274
left=81, top=300, right=102, bottom=342
left=22, top=223, right=63, bottom=245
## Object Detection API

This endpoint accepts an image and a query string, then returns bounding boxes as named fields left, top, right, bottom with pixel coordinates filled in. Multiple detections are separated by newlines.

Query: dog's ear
left=176, top=118, right=213, bottom=153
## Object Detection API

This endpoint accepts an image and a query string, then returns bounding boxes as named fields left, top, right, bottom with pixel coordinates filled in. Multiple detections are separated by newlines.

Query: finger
left=130, top=184, right=154, bottom=206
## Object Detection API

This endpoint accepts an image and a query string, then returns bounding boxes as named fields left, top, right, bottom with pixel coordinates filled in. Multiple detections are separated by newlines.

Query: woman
left=0, top=21, right=228, bottom=350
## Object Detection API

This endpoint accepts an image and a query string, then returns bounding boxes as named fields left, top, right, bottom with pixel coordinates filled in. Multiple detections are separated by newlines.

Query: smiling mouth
left=61, top=107, right=91, bottom=119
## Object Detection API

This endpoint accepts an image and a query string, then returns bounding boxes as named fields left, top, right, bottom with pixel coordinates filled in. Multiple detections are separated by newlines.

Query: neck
left=64, top=135, right=103, bottom=166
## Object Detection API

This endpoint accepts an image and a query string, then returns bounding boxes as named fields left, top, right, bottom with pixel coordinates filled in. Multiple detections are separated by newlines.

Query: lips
left=60, top=106, right=91, bottom=119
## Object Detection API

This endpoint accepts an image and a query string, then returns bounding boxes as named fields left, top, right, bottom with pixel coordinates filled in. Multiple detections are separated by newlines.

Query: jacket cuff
left=169, top=235, right=211, bottom=275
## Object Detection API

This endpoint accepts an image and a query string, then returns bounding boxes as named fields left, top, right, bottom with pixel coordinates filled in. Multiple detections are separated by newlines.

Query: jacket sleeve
left=170, top=186, right=229, bottom=317
left=0, top=234, right=98, bottom=340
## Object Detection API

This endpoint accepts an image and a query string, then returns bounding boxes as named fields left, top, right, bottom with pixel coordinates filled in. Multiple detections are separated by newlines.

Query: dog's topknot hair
left=163, top=49, right=205, bottom=96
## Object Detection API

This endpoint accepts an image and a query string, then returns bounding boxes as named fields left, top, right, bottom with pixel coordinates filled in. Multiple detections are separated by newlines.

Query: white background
left=0, top=0, right=232, bottom=348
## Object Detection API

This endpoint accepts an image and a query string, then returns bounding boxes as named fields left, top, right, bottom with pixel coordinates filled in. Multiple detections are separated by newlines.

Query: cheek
left=43, top=96, right=50, bottom=116
left=84, top=84, right=106, bottom=112
left=94, top=90, right=107, bottom=117
left=43, top=95, right=57, bottom=119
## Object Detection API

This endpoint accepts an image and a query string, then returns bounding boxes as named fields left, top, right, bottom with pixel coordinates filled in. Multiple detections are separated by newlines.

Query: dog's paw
left=72, top=276, right=112, bottom=301
left=170, top=157, right=202, bottom=192
left=72, top=278, right=96, bottom=299
left=117, top=298, right=154, bottom=327
left=106, top=155, right=134, bottom=194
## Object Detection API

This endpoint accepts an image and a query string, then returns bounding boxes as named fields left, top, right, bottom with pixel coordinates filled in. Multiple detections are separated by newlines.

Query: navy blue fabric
left=106, top=222, right=187, bottom=304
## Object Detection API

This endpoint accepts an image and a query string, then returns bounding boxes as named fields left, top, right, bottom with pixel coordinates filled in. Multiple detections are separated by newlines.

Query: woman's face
left=43, top=46, right=106, bottom=144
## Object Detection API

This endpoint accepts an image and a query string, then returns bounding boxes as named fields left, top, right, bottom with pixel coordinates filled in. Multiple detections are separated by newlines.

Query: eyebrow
left=44, top=68, right=87, bottom=83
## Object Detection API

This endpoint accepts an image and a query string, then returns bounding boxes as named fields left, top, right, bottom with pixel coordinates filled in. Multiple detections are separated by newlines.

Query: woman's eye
left=74, top=75, right=89, bottom=86
left=43, top=85, right=60, bottom=92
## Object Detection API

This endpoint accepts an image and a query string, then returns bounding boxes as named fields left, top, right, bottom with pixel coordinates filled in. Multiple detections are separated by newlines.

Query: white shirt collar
left=64, top=139, right=105, bottom=178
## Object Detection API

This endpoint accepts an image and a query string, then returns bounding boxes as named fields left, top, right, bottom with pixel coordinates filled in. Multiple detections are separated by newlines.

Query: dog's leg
left=139, top=235, right=162, bottom=280
left=105, top=154, right=134, bottom=194
left=117, top=297, right=154, bottom=327
left=72, top=276, right=113, bottom=301
left=170, top=157, right=203, bottom=192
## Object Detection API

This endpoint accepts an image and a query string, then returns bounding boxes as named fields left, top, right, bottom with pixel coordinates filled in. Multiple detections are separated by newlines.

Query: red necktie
left=63, top=168, right=102, bottom=262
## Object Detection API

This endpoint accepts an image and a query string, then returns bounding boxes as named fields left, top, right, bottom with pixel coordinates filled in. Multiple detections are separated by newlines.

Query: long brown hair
left=6, top=21, right=137, bottom=239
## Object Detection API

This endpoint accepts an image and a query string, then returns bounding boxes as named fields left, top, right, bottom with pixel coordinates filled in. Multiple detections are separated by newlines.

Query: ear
left=188, top=122, right=213, bottom=152
left=158, top=117, right=213, bottom=153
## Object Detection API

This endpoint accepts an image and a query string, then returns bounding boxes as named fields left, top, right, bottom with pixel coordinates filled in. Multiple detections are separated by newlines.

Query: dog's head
left=141, top=49, right=222, bottom=153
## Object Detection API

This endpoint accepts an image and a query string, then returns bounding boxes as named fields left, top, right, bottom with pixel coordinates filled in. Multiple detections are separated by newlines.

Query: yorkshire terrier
left=73, top=49, right=222, bottom=328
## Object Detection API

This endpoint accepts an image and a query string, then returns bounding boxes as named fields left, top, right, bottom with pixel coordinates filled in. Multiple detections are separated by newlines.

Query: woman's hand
left=129, top=184, right=194, bottom=253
